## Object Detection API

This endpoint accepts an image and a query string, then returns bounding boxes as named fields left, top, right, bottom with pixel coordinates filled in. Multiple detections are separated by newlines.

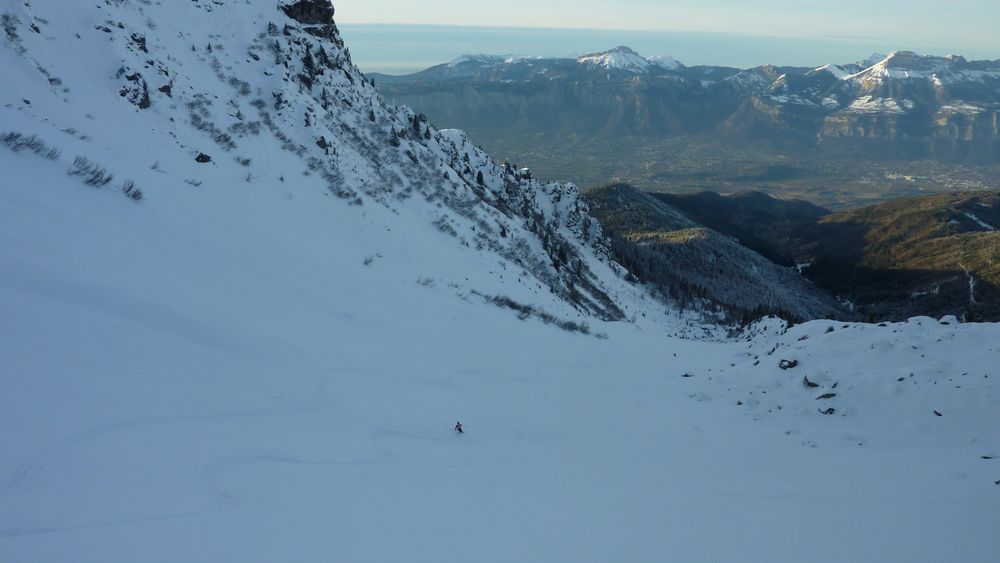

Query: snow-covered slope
left=846, top=50, right=1000, bottom=90
left=647, top=54, right=682, bottom=71
left=807, top=63, right=854, bottom=79
left=4, top=145, right=1000, bottom=561
left=577, top=46, right=653, bottom=73
left=1, top=1, right=999, bottom=561
left=0, top=0, right=638, bottom=323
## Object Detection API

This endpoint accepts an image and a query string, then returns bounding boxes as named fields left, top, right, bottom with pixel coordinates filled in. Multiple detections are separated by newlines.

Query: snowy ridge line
left=444, top=45, right=686, bottom=75
left=0, top=0, right=653, bottom=323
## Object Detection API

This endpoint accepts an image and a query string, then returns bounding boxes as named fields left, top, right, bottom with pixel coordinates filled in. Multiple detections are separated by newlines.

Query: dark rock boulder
left=779, top=359, right=799, bottom=370
left=280, top=0, right=334, bottom=25
left=119, top=70, right=151, bottom=109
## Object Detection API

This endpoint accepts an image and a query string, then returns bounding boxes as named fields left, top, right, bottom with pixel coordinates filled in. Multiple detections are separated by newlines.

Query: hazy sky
left=336, top=0, right=1000, bottom=56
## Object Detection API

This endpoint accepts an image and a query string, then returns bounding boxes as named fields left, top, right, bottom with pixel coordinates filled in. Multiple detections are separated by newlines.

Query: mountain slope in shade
left=586, top=183, right=843, bottom=321
left=801, top=191, right=1000, bottom=321
left=654, top=190, right=1000, bottom=321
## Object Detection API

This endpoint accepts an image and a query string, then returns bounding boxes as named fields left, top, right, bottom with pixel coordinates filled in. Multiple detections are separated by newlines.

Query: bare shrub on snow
left=68, top=156, right=113, bottom=187
left=1, top=132, right=61, bottom=160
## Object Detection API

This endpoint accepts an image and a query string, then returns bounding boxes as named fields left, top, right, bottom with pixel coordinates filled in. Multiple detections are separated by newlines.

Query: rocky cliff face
left=800, top=52, right=1000, bottom=159
left=0, top=0, right=641, bottom=324
left=280, top=0, right=335, bottom=25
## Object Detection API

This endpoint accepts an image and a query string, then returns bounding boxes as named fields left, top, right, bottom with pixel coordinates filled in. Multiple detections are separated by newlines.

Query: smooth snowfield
left=2, top=151, right=999, bottom=562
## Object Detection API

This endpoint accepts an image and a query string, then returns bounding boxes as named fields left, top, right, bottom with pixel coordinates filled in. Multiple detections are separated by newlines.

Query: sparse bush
left=433, top=216, right=458, bottom=237
left=1, top=131, right=60, bottom=160
left=2, top=13, right=24, bottom=54
left=474, top=291, right=594, bottom=335
left=68, top=156, right=113, bottom=187
left=121, top=180, right=143, bottom=201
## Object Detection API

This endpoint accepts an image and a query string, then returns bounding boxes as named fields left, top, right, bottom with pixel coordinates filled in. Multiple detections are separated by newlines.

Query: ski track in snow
left=4, top=406, right=321, bottom=490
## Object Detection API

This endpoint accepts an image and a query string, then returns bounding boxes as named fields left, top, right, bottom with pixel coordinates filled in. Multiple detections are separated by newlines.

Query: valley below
left=479, top=133, right=1000, bottom=210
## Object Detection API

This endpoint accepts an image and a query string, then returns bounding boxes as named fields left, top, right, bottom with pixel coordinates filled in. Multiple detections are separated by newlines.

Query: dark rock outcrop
left=280, top=0, right=334, bottom=25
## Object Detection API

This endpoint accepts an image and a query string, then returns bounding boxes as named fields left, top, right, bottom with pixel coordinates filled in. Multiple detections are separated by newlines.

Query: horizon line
left=337, top=21, right=875, bottom=43
left=336, top=22, right=1000, bottom=61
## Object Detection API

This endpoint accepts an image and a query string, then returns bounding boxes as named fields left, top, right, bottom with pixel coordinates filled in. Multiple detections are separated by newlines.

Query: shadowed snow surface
left=1, top=1, right=999, bottom=561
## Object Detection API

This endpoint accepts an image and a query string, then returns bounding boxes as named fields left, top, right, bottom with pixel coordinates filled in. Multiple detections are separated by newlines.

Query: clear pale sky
left=335, top=0, right=1000, bottom=55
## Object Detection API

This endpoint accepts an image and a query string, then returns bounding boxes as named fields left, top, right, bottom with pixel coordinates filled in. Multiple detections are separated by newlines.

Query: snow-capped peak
left=577, top=46, right=651, bottom=73
left=808, top=64, right=852, bottom=80
left=448, top=54, right=508, bottom=68
left=859, top=52, right=889, bottom=68
left=844, top=50, right=1000, bottom=90
left=647, top=54, right=683, bottom=71
left=879, top=50, right=923, bottom=67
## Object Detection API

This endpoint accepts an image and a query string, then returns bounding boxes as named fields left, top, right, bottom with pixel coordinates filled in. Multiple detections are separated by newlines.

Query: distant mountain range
left=374, top=47, right=1000, bottom=161
left=373, top=47, right=1000, bottom=206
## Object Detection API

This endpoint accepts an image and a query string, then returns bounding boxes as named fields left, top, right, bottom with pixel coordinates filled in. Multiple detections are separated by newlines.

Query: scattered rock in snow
left=803, top=376, right=819, bottom=388
left=779, top=359, right=799, bottom=370
left=934, top=410, right=944, bottom=417
left=818, top=408, right=836, bottom=415
left=119, top=70, right=151, bottom=109
left=195, top=153, right=212, bottom=163
left=129, top=33, right=148, bottom=54
left=816, top=393, right=837, bottom=400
